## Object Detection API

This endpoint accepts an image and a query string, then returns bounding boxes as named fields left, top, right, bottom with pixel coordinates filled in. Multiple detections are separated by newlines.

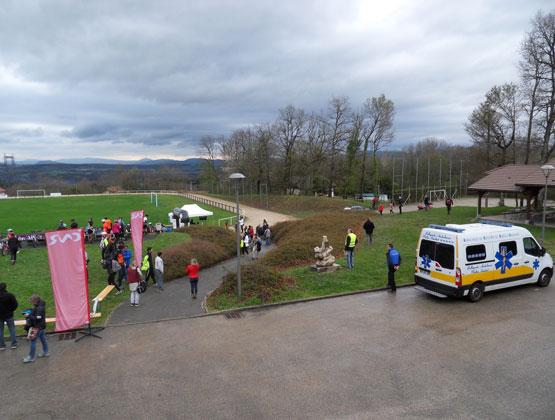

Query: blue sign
left=495, top=246, right=513, bottom=274
left=533, top=259, right=540, bottom=270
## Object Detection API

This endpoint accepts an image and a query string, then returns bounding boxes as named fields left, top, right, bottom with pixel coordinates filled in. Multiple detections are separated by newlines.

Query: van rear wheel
left=467, top=283, right=484, bottom=302
left=538, top=269, right=552, bottom=287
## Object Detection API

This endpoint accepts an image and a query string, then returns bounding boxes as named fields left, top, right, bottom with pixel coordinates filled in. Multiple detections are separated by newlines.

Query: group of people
left=239, top=217, right=271, bottom=260
left=344, top=218, right=402, bottom=293
left=0, top=283, right=49, bottom=363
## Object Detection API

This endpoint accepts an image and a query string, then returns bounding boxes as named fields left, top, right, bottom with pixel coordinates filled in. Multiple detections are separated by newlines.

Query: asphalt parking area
left=2, top=284, right=554, bottom=419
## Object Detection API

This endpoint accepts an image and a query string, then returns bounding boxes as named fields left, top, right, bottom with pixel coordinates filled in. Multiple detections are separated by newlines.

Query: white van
left=414, top=220, right=553, bottom=302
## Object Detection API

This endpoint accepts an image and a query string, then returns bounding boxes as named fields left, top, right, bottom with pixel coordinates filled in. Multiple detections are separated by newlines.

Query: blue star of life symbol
left=495, top=246, right=513, bottom=274
left=421, top=255, right=432, bottom=269
left=533, top=259, right=540, bottom=270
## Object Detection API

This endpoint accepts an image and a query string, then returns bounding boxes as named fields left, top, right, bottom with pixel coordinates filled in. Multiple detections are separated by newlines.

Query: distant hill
left=0, top=158, right=223, bottom=186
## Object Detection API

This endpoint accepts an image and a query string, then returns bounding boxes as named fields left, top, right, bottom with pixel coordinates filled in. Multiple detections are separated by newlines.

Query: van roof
left=423, top=222, right=531, bottom=241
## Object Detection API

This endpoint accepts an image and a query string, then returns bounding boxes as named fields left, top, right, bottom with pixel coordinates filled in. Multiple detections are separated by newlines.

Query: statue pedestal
left=311, top=263, right=341, bottom=273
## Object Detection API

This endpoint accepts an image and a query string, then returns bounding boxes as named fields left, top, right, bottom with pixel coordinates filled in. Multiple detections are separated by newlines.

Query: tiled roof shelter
left=469, top=161, right=555, bottom=216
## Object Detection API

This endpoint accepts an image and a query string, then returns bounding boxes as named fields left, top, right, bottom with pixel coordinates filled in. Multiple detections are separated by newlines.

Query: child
left=389, top=201, right=394, bottom=214
left=378, top=203, right=385, bottom=215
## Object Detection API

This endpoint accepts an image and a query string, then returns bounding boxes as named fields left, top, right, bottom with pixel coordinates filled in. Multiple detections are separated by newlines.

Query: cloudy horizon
left=0, top=0, right=551, bottom=161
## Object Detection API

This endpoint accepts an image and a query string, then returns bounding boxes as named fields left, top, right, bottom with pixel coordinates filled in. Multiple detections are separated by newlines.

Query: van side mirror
left=540, top=247, right=547, bottom=256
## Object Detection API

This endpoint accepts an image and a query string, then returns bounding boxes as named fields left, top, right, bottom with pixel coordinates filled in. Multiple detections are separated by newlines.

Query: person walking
left=142, top=247, right=155, bottom=285
left=264, top=226, right=271, bottom=246
left=362, top=218, right=375, bottom=245
left=445, top=196, right=453, bottom=215
left=243, top=233, right=250, bottom=256
left=0, top=283, right=18, bottom=351
left=253, top=236, right=262, bottom=260
left=378, top=203, right=385, bottom=215
left=23, top=294, right=49, bottom=363
left=424, top=195, right=430, bottom=210
left=127, top=263, right=143, bottom=306
left=154, top=251, right=164, bottom=291
left=344, top=228, right=358, bottom=269
left=185, top=258, right=200, bottom=299
left=398, top=196, right=403, bottom=215
left=7, top=231, right=20, bottom=265
left=389, top=201, right=394, bottom=214
left=386, top=243, right=401, bottom=293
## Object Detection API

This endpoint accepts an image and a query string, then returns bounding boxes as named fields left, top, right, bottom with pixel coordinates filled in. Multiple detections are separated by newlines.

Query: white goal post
left=150, top=192, right=158, bottom=207
left=16, top=189, right=46, bottom=198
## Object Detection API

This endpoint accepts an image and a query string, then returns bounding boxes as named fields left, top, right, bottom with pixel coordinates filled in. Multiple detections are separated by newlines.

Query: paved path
left=108, top=245, right=275, bottom=325
left=3, top=284, right=554, bottom=419
left=187, top=193, right=298, bottom=224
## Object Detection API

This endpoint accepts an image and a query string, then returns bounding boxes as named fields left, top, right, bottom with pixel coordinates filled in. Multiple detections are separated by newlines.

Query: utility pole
left=391, top=158, right=395, bottom=199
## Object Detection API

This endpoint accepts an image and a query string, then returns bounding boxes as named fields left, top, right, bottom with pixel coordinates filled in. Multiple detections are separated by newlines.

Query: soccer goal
left=150, top=192, right=158, bottom=207
left=16, top=189, right=46, bottom=198
left=428, top=189, right=447, bottom=202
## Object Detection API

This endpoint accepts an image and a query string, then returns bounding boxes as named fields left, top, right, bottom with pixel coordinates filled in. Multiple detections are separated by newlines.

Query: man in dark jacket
left=145, top=247, right=156, bottom=285
left=386, top=243, right=401, bottom=293
left=7, top=232, right=20, bottom=265
left=23, top=294, right=49, bottom=363
left=362, top=218, right=375, bottom=245
left=0, top=283, right=18, bottom=350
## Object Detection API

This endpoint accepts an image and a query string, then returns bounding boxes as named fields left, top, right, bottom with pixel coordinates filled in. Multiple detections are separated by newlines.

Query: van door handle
left=514, top=263, right=519, bottom=265
left=436, top=268, right=443, bottom=272
left=524, top=261, right=530, bottom=263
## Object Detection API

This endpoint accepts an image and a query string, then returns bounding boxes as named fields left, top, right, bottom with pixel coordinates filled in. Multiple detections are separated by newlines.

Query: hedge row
left=207, top=264, right=295, bottom=305
left=162, top=225, right=236, bottom=281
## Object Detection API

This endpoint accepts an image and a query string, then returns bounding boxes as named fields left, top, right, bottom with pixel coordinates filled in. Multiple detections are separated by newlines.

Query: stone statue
left=311, top=235, right=340, bottom=272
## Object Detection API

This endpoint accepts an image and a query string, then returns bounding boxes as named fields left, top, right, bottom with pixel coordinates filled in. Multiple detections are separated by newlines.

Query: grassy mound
left=207, top=265, right=294, bottom=308
left=164, top=226, right=235, bottom=280
left=264, top=211, right=368, bottom=267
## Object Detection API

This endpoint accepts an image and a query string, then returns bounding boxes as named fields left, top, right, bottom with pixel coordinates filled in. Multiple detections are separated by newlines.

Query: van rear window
left=419, top=239, right=455, bottom=270
left=466, top=245, right=487, bottom=262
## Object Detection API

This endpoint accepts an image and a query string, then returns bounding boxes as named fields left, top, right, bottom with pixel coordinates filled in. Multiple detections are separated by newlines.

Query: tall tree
left=325, top=96, right=351, bottom=196
left=359, top=94, right=395, bottom=194
left=275, top=105, right=306, bottom=193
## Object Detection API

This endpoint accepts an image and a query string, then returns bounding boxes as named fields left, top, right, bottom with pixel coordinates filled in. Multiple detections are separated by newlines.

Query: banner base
left=75, top=323, right=104, bottom=342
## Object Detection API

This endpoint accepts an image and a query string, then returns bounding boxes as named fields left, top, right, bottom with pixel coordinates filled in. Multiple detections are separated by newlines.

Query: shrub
left=163, top=226, right=235, bottom=281
left=262, top=210, right=369, bottom=267
left=207, top=264, right=295, bottom=305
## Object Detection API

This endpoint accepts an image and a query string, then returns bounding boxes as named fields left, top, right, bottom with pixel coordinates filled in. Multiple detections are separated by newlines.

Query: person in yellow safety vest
left=142, top=254, right=150, bottom=272
left=240, top=238, right=245, bottom=255
left=344, top=228, right=358, bottom=269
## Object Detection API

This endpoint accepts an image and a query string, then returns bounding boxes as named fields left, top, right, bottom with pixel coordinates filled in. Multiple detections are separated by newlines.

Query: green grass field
left=208, top=205, right=555, bottom=310
left=0, top=194, right=232, bottom=233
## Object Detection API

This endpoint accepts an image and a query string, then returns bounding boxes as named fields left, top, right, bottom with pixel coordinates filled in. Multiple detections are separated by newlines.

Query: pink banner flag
left=130, top=210, right=144, bottom=267
left=45, top=229, right=90, bottom=332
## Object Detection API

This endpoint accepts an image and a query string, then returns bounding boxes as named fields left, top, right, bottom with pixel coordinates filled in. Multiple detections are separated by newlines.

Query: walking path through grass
left=108, top=245, right=275, bottom=324
left=186, top=193, right=297, bottom=224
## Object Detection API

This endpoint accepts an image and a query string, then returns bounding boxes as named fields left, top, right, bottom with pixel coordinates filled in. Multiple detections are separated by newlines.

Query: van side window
left=499, top=241, right=517, bottom=256
left=466, top=245, right=486, bottom=262
left=435, top=243, right=454, bottom=269
left=523, top=237, right=541, bottom=256
left=419, top=240, right=435, bottom=258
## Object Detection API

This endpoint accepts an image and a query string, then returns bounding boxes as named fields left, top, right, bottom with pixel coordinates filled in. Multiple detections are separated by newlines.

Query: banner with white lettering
left=130, top=210, right=144, bottom=267
left=45, top=229, right=90, bottom=332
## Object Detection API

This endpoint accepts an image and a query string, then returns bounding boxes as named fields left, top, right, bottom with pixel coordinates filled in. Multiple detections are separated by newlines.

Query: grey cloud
left=0, top=0, right=552, bottom=159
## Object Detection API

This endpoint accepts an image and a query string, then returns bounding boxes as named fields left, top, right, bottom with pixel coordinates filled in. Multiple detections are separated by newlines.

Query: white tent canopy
left=180, top=204, right=213, bottom=217
left=167, top=204, right=214, bottom=227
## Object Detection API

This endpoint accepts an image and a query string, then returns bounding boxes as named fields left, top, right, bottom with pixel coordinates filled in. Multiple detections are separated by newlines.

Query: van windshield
left=419, top=239, right=455, bottom=270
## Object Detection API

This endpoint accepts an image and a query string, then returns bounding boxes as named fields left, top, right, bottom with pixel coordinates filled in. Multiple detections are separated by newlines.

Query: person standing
left=389, top=201, right=394, bottom=214
left=0, top=283, right=18, bottom=350
left=185, top=258, right=200, bottom=299
left=253, top=236, right=262, bottom=260
left=264, top=227, right=271, bottom=246
left=127, top=263, right=143, bottom=306
left=386, top=243, right=401, bottom=293
left=243, top=233, right=250, bottom=256
left=7, top=231, right=20, bottom=265
left=398, top=196, right=403, bottom=215
left=424, top=195, right=430, bottom=210
left=378, top=203, right=385, bottom=215
left=154, top=251, right=164, bottom=291
left=362, top=218, right=375, bottom=245
left=344, top=228, right=358, bottom=269
left=445, top=196, right=453, bottom=215
left=23, top=294, right=49, bottom=363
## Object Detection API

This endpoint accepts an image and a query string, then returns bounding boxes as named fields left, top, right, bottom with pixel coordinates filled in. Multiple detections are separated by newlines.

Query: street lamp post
left=541, top=164, right=554, bottom=244
left=229, top=173, right=245, bottom=299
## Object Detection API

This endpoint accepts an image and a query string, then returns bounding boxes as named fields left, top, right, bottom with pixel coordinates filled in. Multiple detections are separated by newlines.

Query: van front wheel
left=537, top=269, right=552, bottom=287
left=467, top=283, right=484, bottom=302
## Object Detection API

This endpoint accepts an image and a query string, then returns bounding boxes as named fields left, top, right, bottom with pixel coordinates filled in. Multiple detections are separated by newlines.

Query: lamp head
left=541, top=164, right=554, bottom=178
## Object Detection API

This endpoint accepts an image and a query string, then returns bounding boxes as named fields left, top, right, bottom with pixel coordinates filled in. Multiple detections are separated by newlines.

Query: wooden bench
left=91, top=285, right=115, bottom=314
left=14, top=313, right=101, bottom=327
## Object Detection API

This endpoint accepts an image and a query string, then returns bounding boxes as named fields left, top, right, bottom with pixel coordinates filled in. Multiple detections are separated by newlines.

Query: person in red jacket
left=127, top=263, right=143, bottom=306
left=185, top=258, right=200, bottom=299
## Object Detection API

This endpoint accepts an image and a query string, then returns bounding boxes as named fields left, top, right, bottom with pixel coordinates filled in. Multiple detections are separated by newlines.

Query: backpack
left=389, top=249, right=400, bottom=266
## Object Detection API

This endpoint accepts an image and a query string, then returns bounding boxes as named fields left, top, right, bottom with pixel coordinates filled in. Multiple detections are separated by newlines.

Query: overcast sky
left=0, top=0, right=551, bottom=161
